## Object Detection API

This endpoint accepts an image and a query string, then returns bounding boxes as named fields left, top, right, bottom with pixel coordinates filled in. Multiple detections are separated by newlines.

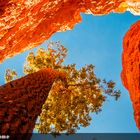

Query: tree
left=5, top=41, right=120, bottom=134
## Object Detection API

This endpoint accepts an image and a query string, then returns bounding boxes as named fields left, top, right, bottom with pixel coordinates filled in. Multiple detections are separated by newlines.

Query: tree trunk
left=0, top=68, right=65, bottom=140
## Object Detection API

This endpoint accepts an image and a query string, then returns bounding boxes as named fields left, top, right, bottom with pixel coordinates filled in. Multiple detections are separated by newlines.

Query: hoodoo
left=121, top=20, right=140, bottom=130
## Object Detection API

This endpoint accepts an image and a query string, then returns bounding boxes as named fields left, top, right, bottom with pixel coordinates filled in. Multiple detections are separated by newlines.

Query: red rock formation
left=126, top=0, right=140, bottom=15
left=0, top=68, right=66, bottom=140
left=0, top=0, right=125, bottom=63
left=0, top=0, right=140, bottom=133
left=121, top=20, right=140, bottom=130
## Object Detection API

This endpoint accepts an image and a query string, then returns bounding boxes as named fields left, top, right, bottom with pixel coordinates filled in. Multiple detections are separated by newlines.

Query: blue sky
left=0, top=11, right=139, bottom=133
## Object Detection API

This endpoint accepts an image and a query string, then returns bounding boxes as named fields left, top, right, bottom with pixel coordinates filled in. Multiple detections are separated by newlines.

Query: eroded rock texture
left=0, top=0, right=127, bottom=63
left=126, top=0, right=140, bottom=15
left=121, top=20, right=140, bottom=130
left=0, top=0, right=140, bottom=133
left=0, top=68, right=65, bottom=140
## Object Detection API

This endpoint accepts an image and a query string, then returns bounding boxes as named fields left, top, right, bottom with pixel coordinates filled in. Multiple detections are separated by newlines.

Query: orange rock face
left=0, top=68, right=65, bottom=139
left=121, top=20, right=140, bottom=130
left=0, top=0, right=140, bottom=132
left=0, top=0, right=125, bottom=63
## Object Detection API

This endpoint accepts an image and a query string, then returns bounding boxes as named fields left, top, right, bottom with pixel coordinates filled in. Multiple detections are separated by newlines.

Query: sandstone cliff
left=0, top=0, right=134, bottom=63
left=121, top=20, right=140, bottom=130
left=0, top=0, right=140, bottom=132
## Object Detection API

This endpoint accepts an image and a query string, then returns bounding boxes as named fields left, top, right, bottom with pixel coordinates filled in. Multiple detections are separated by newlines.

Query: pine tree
left=2, top=41, right=120, bottom=138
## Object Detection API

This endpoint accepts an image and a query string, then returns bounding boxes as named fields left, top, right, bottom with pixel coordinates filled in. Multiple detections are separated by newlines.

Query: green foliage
left=4, top=41, right=120, bottom=134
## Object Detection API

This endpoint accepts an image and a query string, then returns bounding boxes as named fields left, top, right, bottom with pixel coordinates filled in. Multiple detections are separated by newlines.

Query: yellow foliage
left=5, top=41, right=120, bottom=134
left=4, top=69, right=18, bottom=83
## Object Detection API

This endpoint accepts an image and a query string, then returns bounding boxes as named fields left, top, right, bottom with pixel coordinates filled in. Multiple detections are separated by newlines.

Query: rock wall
left=0, top=0, right=140, bottom=132
left=0, top=0, right=126, bottom=63
left=126, top=0, right=140, bottom=15
left=121, top=20, right=140, bottom=130
left=0, top=68, right=65, bottom=139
